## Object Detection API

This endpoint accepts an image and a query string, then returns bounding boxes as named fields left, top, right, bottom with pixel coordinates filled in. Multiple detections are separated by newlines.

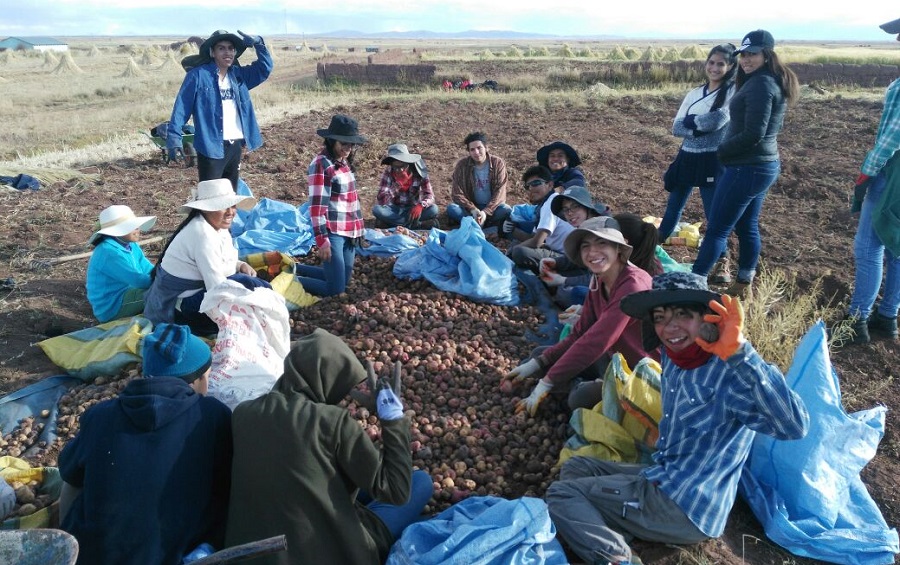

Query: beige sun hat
left=178, top=179, right=256, bottom=213
left=563, top=215, right=633, bottom=268
left=88, top=205, right=156, bottom=244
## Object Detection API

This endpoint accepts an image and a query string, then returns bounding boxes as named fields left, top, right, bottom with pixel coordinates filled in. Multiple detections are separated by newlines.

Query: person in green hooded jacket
left=224, top=328, right=432, bottom=565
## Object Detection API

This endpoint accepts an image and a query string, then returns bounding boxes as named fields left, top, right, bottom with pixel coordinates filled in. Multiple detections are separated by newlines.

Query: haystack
left=639, top=46, right=663, bottom=62
left=178, top=42, right=195, bottom=55
left=506, top=46, right=523, bottom=58
left=662, top=47, right=681, bottom=62
left=51, top=52, right=83, bottom=74
left=140, top=50, right=157, bottom=66
left=606, top=45, right=628, bottom=61
left=88, top=45, right=102, bottom=57
left=557, top=44, right=575, bottom=58
left=159, top=51, right=180, bottom=70
left=681, top=45, right=706, bottom=60
left=0, top=51, right=14, bottom=64
left=43, top=50, right=59, bottom=68
left=120, top=57, right=145, bottom=77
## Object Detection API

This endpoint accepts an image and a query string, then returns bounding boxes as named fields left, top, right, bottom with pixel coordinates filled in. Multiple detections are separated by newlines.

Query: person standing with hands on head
left=447, top=132, right=512, bottom=229
left=659, top=44, right=737, bottom=284
left=690, top=30, right=798, bottom=298
left=546, top=272, right=809, bottom=565
left=225, top=329, right=432, bottom=565
left=372, top=143, right=440, bottom=230
left=167, top=29, right=273, bottom=189
left=842, top=16, right=900, bottom=345
left=296, top=114, right=367, bottom=297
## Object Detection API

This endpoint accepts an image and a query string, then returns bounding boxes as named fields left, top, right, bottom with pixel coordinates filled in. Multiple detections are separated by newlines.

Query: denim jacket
left=166, top=43, right=273, bottom=159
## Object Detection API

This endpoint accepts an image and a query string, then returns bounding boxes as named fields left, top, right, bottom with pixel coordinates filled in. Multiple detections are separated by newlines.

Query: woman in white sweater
left=145, top=178, right=268, bottom=334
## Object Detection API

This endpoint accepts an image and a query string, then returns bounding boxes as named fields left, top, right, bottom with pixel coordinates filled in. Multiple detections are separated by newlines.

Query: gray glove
left=237, top=30, right=264, bottom=47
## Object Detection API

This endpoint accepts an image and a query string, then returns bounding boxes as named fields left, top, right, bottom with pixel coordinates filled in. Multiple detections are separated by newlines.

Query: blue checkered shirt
left=641, top=341, right=809, bottom=537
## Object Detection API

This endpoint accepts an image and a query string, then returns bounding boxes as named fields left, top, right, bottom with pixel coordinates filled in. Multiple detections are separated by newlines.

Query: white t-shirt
left=538, top=193, right=574, bottom=253
left=219, top=74, right=244, bottom=141
left=160, top=215, right=239, bottom=296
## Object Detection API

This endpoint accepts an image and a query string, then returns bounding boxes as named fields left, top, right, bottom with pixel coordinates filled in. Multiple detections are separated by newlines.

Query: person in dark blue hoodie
left=59, top=323, right=232, bottom=565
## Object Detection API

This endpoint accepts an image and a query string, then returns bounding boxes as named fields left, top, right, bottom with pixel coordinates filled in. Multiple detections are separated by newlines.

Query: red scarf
left=392, top=169, right=414, bottom=192
left=665, top=342, right=713, bottom=369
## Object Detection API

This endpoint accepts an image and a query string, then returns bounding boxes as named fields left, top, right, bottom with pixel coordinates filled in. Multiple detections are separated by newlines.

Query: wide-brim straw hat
left=536, top=141, right=582, bottom=169
left=620, top=272, right=722, bottom=320
left=563, top=215, right=632, bottom=268
left=88, top=205, right=156, bottom=244
left=316, top=114, right=368, bottom=144
left=380, top=143, right=426, bottom=176
left=178, top=179, right=256, bottom=213
left=200, top=30, right=247, bottom=61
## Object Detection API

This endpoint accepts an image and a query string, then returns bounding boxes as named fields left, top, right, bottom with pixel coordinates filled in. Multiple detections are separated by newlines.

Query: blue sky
left=3, top=0, right=897, bottom=42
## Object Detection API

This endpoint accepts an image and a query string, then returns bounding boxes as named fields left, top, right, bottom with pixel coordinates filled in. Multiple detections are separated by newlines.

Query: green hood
left=275, top=328, right=366, bottom=405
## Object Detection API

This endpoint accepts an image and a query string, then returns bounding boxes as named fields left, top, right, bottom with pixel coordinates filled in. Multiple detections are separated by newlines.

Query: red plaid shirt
left=307, top=151, right=364, bottom=248
left=375, top=167, right=436, bottom=208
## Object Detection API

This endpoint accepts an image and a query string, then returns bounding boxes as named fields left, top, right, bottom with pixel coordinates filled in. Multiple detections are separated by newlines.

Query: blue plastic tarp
left=739, top=320, right=899, bottom=565
left=387, top=496, right=568, bottom=565
left=393, top=217, right=519, bottom=306
left=0, top=376, right=81, bottom=456
left=230, top=179, right=314, bottom=257
left=358, top=228, right=423, bottom=258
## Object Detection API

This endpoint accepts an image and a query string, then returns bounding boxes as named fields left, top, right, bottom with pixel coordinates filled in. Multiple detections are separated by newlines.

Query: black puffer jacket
left=717, top=68, right=787, bottom=165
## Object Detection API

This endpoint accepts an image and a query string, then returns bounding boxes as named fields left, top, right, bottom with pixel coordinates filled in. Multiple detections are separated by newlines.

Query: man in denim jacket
left=167, top=29, right=273, bottom=189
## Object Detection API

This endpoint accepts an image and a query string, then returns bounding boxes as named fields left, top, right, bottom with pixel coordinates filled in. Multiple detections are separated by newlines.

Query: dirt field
left=0, top=91, right=897, bottom=564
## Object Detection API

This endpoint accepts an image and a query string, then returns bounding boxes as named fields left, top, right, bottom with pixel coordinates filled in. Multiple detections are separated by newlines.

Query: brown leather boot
left=724, top=279, right=751, bottom=299
left=710, top=256, right=732, bottom=284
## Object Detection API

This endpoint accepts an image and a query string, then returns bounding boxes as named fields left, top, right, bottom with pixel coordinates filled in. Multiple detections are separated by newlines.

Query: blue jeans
left=658, top=184, right=716, bottom=242
left=446, top=203, right=512, bottom=228
left=372, top=203, right=439, bottom=228
left=362, top=469, right=433, bottom=539
left=849, top=172, right=900, bottom=319
left=295, top=233, right=356, bottom=296
left=692, top=161, right=781, bottom=281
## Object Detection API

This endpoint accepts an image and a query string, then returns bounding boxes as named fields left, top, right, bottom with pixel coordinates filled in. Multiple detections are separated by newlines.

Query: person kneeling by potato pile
left=225, top=328, right=433, bottom=565
left=545, top=272, right=810, bottom=565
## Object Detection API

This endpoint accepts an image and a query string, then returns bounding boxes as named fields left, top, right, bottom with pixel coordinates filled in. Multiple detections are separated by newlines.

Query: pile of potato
left=4, top=254, right=570, bottom=514
left=2, top=478, right=54, bottom=520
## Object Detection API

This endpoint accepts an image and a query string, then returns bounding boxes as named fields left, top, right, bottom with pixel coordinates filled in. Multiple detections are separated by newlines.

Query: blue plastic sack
left=739, top=321, right=899, bottom=565
left=393, top=217, right=519, bottom=306
left=231, top=194, right=314, bottom=257
left=510, top=204, right=537, bottom=224
left=386, top=496, right=568, bottom=565
left=358, top=228, right=423, bottom=257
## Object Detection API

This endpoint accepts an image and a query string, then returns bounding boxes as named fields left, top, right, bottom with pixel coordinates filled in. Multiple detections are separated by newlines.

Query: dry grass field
left=1, top=36, right=899, bottom=565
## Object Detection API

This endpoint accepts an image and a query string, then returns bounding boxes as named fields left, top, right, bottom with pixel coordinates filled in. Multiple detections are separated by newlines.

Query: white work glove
left=558, top=304, right=583, bottom=323
left=503, top=358, right=541, bottom=383
left=540, top=271, right=566, bottom=287
left=377, top=387, right=404, bottom=421
left=539, top=257, right=556, bottom=274
left=470, top=208, right=487, bottom=225
left=516, top=379, right=554, bottom=416
left=502, top=219, right=516, bottom=234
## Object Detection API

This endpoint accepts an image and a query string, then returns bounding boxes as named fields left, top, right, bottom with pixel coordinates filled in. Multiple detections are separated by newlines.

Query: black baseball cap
left=734, top=30, right=775, bottom=54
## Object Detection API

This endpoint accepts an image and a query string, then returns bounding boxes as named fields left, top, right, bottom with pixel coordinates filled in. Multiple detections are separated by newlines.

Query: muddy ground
left=0, top=92, right=897, bottom=564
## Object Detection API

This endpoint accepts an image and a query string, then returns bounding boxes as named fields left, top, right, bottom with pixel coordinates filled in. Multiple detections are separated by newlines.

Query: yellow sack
left=37, top=316, right=152, bottom=381
left=243, top=251, right=319, bottom=310
left=559, top=353, right=662, bottom=466
left=0, top=457, right=62, bottom=530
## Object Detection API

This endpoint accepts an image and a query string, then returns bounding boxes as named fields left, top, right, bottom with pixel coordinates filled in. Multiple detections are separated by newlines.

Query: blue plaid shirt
left=862, top=78, right=900, bottom=176
left=641, top=341, right=809, bottom=537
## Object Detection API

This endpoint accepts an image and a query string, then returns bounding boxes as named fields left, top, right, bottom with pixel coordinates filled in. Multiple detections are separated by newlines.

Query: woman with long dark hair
left=691, top=30, right=799, bottom=297
left=659, top=43, right=736, bottom=282
left=295, top=114, right=367, bottom=296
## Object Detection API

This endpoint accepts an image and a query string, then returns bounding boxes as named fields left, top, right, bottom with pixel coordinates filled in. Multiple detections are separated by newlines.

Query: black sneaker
left=868, top=312, right=898, bottom=340
left=849, top=316, right=871, bottom=345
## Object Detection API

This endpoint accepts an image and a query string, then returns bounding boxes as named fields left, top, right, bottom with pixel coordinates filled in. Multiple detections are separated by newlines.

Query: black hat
left=551, top=185, right=611, bottom=219
left=200, top=30, right=247, bottom=61
left=620, top=272, right=722, bottom=320
left=880, top=18, right=900, bottom=34
left=734, top=29, right=775, bottom=54
left=536, top=141, right=582, bottom=169
left=317, top=114, right=368, bottom=144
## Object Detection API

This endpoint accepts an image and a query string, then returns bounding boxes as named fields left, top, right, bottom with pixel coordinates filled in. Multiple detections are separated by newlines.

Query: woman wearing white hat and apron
left=86, top=205, right=157, bottom=322
left=144, top=178, right=269, bottom=334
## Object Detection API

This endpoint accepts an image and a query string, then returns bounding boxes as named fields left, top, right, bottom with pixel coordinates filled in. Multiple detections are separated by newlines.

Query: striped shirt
left=862, top=78, right=900, bottom=176
left=641, top=341, right=809, bottom=537
left=307, top=151, right=365, bottom=248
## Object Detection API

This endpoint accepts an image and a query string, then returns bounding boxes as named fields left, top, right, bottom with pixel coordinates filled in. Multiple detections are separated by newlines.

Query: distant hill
left=315, top=29, right=623, bottom=40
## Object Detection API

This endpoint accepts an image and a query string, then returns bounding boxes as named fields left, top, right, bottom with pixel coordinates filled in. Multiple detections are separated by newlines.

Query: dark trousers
left=197, top=140, right=243, bottom=190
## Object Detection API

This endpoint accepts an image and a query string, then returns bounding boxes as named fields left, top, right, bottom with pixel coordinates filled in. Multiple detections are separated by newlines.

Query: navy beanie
left=142, top=323, right=212, bottom=383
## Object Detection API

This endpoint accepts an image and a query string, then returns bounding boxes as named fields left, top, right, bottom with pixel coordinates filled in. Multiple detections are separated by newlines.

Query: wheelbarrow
left=0, top=528, right=79, bottom=565
left=141, top=127, right=197, bottom=167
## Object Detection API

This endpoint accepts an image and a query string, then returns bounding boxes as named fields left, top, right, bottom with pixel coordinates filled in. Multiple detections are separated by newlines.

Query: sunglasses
left=524, top=179, right=547, bottom=188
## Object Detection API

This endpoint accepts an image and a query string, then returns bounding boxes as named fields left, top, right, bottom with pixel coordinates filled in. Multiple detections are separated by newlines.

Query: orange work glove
left=409, top=204, right=423, bottom=221
left=695, top=294, right=746, bottom=360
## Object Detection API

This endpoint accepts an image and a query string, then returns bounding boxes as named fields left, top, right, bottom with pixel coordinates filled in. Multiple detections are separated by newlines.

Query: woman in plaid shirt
left=296, top=115, right=367, bottom=296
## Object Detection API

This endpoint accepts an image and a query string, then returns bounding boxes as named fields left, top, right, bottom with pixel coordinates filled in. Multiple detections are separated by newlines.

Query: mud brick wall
left=316, top=62, right=437, bottom=84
